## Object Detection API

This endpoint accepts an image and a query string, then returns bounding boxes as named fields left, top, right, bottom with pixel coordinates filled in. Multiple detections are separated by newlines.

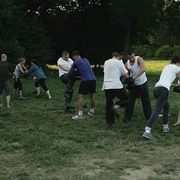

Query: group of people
left=102, top=50, right=180, bottom=141
left=0, top=54, right=51, bottom=108
left=0, top=50, right=180, bottom=141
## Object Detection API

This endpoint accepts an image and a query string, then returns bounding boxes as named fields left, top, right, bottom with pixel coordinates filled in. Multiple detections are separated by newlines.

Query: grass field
left=0, top=64, right=180, bottom=179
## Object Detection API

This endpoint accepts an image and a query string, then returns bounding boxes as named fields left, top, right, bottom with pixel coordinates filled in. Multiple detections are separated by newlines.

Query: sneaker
left=143, top=131, right=156, bottom=141
left=163, top=127, right=170, bottom=133
left=87, top=111, right=94, bottom=117
left=35, top=94, right=40, bottom=98
left=72, top=114, right=84, bottom=120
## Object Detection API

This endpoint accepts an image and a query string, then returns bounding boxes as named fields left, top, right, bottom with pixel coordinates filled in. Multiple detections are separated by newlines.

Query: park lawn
left=0, top=72, right=180, bottom=180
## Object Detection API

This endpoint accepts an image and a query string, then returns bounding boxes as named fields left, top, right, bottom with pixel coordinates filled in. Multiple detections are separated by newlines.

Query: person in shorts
left=0, top=54, right=16, bottom=108
left=68, top=51, right=96, bottom=120
left=14, top=57, right=28, bottom=99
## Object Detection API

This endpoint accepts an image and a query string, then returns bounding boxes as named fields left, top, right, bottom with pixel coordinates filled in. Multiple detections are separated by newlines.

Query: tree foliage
left=0, top=0, right=179, bottom=65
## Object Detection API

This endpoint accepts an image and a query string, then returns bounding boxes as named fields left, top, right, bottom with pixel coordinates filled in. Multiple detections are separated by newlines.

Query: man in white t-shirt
left=143, top=55, right=180, bottom=141
left=57, top=51, right=75, bottom=113
left=102, top=52, right=129, bottom=128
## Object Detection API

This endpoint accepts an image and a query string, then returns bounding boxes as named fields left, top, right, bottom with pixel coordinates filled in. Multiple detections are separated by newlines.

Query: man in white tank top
left=143, top=56, right=180, bottom=141
left=124, top=49, right=152, bottom=122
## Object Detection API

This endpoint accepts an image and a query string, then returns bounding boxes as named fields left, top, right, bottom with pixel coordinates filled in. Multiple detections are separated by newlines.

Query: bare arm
left=21, top=64, right=28, bottom=73
left=133, top=57, right=146, bottom=79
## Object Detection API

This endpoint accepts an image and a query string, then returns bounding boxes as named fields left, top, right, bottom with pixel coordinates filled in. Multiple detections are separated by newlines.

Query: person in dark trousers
left=143, top=56, right=180, bottom=141
left=102, top=52, right=129, bottom=128
left=28, top=59, right=51, bottom=99
left=57, top=51, right=75, bottom=113
left=68, top=51, right=96, bottom=120
left=124, top=49, right=152, bottom=122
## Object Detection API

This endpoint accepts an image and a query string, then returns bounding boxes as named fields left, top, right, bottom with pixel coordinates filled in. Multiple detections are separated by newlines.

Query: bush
left=132, top=45, right=155, bottom=59
left=155, top=45, right=173, bottom=59
left=173, top=45, right=180, bottom=56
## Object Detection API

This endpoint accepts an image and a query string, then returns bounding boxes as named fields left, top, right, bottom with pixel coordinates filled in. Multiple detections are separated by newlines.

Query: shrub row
left=132, top=45, right=180, bottom=60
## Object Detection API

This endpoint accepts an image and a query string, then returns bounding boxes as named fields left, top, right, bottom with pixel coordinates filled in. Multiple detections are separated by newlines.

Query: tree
left=110, top=0, right=164, bottom=53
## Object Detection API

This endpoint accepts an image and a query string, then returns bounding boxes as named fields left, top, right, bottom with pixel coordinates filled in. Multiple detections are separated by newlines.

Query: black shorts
left=78, top=80, right=96, bottom=95
left=14, top=78, right=23, bottom=91
left=0, top=80, right=10, bottom=96
left=35, top=79, right=48, bottom=92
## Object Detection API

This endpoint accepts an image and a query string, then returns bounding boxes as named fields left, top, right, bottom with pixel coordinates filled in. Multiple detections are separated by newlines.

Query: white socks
left=78, top=111, right=83, bottom=116
left=145, top=126, right=151, bottom=133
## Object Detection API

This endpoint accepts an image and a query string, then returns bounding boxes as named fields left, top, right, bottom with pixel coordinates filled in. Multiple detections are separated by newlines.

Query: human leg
left=174, top=110, right=180, bottom=126
left=39, top=79, right=51, bottom=98
left=105, top=90, right=116, bottom=125
left=35, top=80, right=40, bottom=96
left=4, top=81, right=11, bottom=107
left=124, top=88, right=137, bottom=121
left=143, top=87, right=169, bottom=140
left=72, top=93, right=84, bottom=120
left=139, top=82, right=152, bottom=120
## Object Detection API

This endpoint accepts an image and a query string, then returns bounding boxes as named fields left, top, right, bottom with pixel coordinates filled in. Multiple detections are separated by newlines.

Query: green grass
left=0, top=73, right=180, bottom=180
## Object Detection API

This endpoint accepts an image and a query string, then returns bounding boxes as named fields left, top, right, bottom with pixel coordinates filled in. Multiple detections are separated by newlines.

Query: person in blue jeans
left=143, top=56, right=180, bottom=141
left=28, top=59, right=51, bottom=99
left=68, top=51, right=96, bottom=120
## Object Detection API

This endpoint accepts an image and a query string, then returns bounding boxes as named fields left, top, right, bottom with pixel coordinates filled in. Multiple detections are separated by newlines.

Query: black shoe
left=83, top=104, right=87, bottom=108
left=64, top=108, right=73, bottom=114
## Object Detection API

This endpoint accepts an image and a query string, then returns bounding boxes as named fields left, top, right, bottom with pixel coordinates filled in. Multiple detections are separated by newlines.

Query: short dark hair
left=127, top=49, right=134, bottom=56
left=112, top=52, right=120, bottom=58
left=62, top=51, right=69, bottom=55
left=30, top=59, right=40, bottom=66
left=72, top=51, right=80, bottom=57
left=171, top=55, right=180, bottom=64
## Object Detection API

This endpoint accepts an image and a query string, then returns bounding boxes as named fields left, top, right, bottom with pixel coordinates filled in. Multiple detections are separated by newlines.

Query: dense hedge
left=132, top=45, right=180, bottom=60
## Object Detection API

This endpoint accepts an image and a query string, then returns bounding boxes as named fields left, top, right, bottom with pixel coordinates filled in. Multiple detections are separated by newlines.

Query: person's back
left=155, top=64, right=180, bottom=90
left=103, top=59, right=125, bottom=89
left=72, top=58, right=96, bottom=81
left=29, top=64, right=46, bottom=79
left=0, top=61, right=14, bottom=81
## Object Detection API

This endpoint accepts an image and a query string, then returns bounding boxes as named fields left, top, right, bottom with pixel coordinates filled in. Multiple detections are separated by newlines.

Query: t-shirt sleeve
left=120, top=61, right=128, bottom=75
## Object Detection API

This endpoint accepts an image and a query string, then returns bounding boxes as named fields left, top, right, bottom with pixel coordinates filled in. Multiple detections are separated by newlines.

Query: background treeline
left=0, top=0, right=179, bottom=65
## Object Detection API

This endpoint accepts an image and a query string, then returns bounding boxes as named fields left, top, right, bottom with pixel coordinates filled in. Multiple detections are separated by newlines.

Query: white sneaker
left=72, top=114, right=84, bottom=120
left=163, top=127, right=170, bottom=133
left=87, top=112, right=94, bottom=117
left=143, top=131, right=156, bottom=141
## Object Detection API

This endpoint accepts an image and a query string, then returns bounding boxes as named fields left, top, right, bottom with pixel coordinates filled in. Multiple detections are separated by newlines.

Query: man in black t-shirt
left=0, top=54, right=15, bottom=108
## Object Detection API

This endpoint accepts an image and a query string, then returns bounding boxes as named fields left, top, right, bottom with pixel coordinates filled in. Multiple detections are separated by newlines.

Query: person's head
left=171, top=55, right=180, bottom=65
left=62, top=51, right=69, bottom=61
left=19, top=58, right=25, bottom=64
left=112, top=52, right=120, bottom=60
left=119, top=51, right=124, bottom=59
left=1, top=54, right=7, bottom=61
left=72, top=51, right=81, bottom=60
left=30, top=59, right=40, bottom=66
left=127, top=49, right=135, bottom=62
